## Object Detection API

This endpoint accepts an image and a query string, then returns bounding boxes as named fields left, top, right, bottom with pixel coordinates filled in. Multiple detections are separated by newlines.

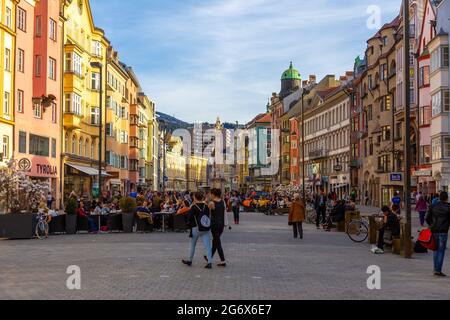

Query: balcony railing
left=309, top=149, right=329, bottom=160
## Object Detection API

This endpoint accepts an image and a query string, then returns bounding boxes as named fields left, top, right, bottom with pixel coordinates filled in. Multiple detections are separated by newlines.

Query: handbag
left=418, top=229, right=437, bottom=251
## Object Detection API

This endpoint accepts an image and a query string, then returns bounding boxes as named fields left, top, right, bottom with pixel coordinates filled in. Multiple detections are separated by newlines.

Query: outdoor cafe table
left=90, top=210, right=122, bottom=232
left=154, top=211, right=175, bottom=232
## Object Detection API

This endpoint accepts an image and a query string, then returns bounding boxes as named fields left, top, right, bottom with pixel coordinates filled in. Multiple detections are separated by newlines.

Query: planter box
left=65, top=215, right=77, bottom=234
left=0, top=213, right=37, bottom=239
left=122, top=213, right=135, bottom=233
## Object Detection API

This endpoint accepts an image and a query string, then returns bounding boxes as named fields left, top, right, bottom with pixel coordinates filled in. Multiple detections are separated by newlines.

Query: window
left=64, top=134, right=69, bottom=153
left=377, top=155, right=391, bottom=172
left=432, top=90, right=450, bottom=116
left=35, top=55, right=41, bottom=76
left=369, top=137, right=373, bottom=156
left=91, top=142, right=95, bottom=159
left=65, top=93, right=82, bottom=115
left=2, top=136, right=9, bottom=159
left=17, top=7, right=26, bottom=31
left=382, top=36, right=388, bottom=46
left=29, top=134, right=49, bottom=157
left=18, top=49, right=25, bottom=72
left=445, top=137, right=450, bottom=159
left=71, top=136, right=76, bottom=154
left=51, top=103, right=57, bottom=123
left=431, top=46, right=450, bottom=72
left=396, top=122, right=402, bottom=140
left=419, top=66, right=430, bottom=87
left=33, top=102, right=42, bottom=119
left=79, top=138, right=83, bottom=156
left=6, top=7, right=12, bottom=28
left=17, top=90, right=24, bottom=113
left=51, top=138, right=56, bottom=158
left=420, top=145, right=431, bottom=164
left=4, top=48, right=11, bottom=71
left=49, top=19, right=57, bottom=41
left=91, top=72, right=100, bottom=90
left=90, top=107, right=99, bottom=125
left=419, top=106, right=431, bottom=126
left=106, top=123, right=113, bottom=137
left=19, top=132, right=26, bottom=154
left=66, top=52, right=82, bottom=76
left=380, top=64, right=388, bottom=81
left=35, top=16, right=42, bottom=37
left=92, top=41, right=102, bottom=57
left=48, top=57, right=56, bottom=80
left=3, top=92, right=10, bottom=117
left=367, top=105, right=373, bottom=121
left=381, top=95, right=391, bottom=111
left=432, top=137, right=442, bottom=161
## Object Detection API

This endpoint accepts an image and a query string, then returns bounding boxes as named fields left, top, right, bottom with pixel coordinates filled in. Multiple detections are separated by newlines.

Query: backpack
left=194, top=204, right=211, bottom=232
left=418, top=229, right=437, bottom=251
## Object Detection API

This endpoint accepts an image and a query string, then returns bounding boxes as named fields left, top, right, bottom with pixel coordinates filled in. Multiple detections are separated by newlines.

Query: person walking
left=289, top=194, right=305, bottom=239
left=314, top=190, right=327, bottom=229
left=426, top=192, right=450, bottom=277
left=415, top=195, right=428, bottom=227
left=230, top=192, right=241, bottom=225
left=182, top=192, right=213, bottom=269
left=206, top=188, right=227, bottom=267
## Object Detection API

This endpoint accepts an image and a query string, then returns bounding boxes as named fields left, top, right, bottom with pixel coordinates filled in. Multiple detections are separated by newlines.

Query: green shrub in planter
left=119, top=197, right=137, bottom=213
left=120, top=197, right=136, bottom=233
left=65, top=198, right=78, bottom=234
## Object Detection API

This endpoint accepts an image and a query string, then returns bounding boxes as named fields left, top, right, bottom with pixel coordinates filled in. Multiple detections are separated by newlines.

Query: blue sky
left=90, top=0, right=400, bottom=124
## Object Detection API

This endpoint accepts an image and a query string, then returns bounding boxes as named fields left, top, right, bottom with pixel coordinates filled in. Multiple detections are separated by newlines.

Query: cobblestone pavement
left=0, top=210, right=449, bottom=300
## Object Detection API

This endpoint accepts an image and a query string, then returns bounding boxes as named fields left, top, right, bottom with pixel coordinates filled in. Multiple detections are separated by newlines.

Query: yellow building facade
left=61, top=0, right=110, bottom=200
left=187, top=155, right=208, bottom=191
left=0, top=0, right=18, bottom=167
left=138, top=92, right=157, bottom=189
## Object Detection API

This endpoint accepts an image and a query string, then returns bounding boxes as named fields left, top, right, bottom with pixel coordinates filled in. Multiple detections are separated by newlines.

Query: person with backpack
left=426, top=191, right=450, bottom=277
left=230, top=192, right=241, bottom=225
left=182, top=192, right=213, bottom=269
left=206, top=188, right=228, bottom=267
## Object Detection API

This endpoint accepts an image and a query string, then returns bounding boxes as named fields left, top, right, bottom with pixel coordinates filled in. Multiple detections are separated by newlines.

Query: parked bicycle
left=35, top=210, right=49, bottom=240
left=346, top=216, right=369, bottom=243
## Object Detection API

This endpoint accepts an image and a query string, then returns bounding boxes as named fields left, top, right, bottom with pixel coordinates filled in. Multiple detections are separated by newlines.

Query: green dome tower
left=279, top=62, right=301, bottom=98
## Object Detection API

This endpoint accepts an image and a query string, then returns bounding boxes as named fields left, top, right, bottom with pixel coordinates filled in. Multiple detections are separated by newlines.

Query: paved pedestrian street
left=1, top=211, right=449, bottom=300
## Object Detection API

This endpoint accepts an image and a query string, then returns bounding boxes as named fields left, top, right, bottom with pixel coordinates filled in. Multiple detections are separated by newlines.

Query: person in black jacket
left=426, top=192, right=450, bottom=277
left=182, top=192, right=213, bottom=269
left=205, top=189, right=227, bottom=267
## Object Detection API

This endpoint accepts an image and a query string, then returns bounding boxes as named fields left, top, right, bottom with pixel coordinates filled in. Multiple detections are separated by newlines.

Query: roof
left=367, top=16, right=400, bottom=42
left=256, top=113, right=272, bottom=124
left=281, top=62, right=301, bottom=80
left=316, top=86, right=341, bottom=100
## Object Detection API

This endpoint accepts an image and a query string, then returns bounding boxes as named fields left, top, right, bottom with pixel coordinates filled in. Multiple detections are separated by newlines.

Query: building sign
left=22, top=157, right=58, bottom=178
left=413, top=170, right=432, bottom=177
left=390, top=173, right=402, bottom=182
left=333, top=165, right=343, bottom=172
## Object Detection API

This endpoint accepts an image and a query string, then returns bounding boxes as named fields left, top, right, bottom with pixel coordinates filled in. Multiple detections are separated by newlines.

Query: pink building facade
left=14, top=0, right=62, bottom=208
left=414, top=0, right=436, bottom=195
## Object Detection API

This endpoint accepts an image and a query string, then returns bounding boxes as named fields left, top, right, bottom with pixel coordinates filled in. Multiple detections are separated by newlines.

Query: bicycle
left=35, top=211, right=49, bottom=240
left=346, top=216, right=369, bottom=243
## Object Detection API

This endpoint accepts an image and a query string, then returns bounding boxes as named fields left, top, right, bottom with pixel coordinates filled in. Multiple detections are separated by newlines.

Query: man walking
left=426, top=192, right=450, bottom=277
left=314, top=190, right=327, bottom=230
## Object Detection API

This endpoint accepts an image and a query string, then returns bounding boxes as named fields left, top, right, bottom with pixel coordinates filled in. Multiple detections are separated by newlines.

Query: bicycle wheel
left=347, top=220, right=368, bottom=243
left=35, top=221, right=49, bottom=240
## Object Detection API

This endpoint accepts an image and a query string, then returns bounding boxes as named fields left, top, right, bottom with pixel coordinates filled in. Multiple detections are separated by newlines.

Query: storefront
left=17, top=156, right=60, bottom=209
left=413, top=169, right=435, bottom=197
left=381, top=173, right=403, bottom=206
left=64, top=163, right=110, bottom=201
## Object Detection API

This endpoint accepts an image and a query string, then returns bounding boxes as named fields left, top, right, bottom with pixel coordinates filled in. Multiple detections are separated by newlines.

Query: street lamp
left=301, top=88, right=311, bottom=204
left=402, top=0, right=413, bottom=259
left=90, top=62, right=103, bottom=199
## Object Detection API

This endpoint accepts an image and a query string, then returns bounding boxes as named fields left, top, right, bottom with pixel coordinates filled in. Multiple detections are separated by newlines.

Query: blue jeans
left=88, top=217, right=99, bottom=232
left=433, top=233, right=448, bottom=273
left=188, top=227, right=212, bottom=264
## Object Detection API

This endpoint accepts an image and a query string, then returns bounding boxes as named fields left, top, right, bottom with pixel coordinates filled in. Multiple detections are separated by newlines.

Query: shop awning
left=66, top=163, right=111, bottom=177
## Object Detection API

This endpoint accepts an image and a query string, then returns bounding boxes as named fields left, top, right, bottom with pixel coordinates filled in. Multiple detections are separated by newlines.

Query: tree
left=0, top=160, right=50, bottom=214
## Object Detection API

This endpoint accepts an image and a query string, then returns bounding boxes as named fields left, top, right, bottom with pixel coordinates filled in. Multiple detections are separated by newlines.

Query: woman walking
left=415, top=195, right=428, bottom=227
left=230, top=192, right=241, bottom=225
left=182, top=192, right=213, bottom=269
left=289, top=194, right=306, bottom=239
left=206, top=188, right=227, bottom=267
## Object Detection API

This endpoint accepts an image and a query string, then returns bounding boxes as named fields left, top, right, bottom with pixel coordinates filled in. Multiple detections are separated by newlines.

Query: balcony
left=309, top=149, right=329, bottom=160
left=64, top=113, right=83, bottom=130
left=349, top=159, right=362, bottom=168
